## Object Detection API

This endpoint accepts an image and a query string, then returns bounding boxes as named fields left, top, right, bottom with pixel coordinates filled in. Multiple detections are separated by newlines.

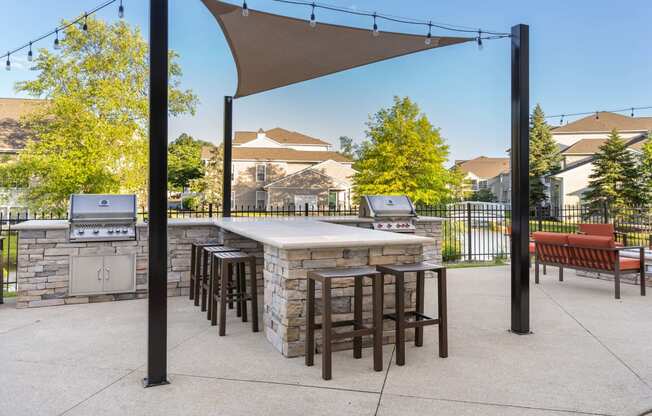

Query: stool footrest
left=384, top=312, right=438, bottom=328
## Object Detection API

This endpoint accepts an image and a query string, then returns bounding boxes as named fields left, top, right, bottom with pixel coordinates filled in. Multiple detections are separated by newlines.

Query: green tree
left=190, top=144, right=223, bottom=207
left=353, top=96, right=457, bottom=205
left=584, top=129, right=644, bottom=211
left=638, top=132, right=652, bottom=204
left=11, top=17, right=197, bottom=212
left=471, top=188, right=497, bottom=202
left=529, top=104, right=561, bottom=206
left=168, top=133, right=205, bottom=191
left=338, top=136, right=355, bottom=159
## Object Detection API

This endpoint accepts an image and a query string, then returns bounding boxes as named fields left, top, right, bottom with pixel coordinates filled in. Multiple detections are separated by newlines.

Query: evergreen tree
left=638, top=132, right=652, bottom=205
left=529, top=104, right=561, bottom=206
left=353, top=97, right=458, bottom=205
left=168, top=133, right=206, bottom=191
left=584, top=129, right=644, bottom=211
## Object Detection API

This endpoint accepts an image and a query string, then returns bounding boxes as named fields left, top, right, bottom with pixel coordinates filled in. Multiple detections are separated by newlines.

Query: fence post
left=208, top=203, right=213, bottom=218
left=304, top=203, right=309, bottom=217
left=602, top=200, right=609, bottom=224
left=0, top=235, right=4, bottom=304
left=466, top=203, right=472, bottom=262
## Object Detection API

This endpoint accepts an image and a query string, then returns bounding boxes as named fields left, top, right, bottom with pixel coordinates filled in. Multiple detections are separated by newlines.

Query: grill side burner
left=68, top=194, right=137, bottom=242
left=359, top=195, right=417, bottom=233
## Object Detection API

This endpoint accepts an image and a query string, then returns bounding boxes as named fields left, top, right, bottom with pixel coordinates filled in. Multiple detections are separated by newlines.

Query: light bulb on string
left=309, top=3, right=316, bottom=28
left=477, top=30, right=483, bottom=50
left=118, top=0, right=124, bottom=18
left=27, top=42, right=33, bottom=62
left=54, top=29, right=61, bottom=49
left=242, top=1, right=249, bottom=17
left=82, top=13, right=88, bottom=31
left=595, top=112, right=599, bottom=120
left=631, top=108, right=635, bottom=117
left=372, top=13, right=379, bottom=37
left=5, top=53, right=10, bottom=71
left=425, top=22, right=432, bottom=45
left=560, top=115, right=564, bottom=125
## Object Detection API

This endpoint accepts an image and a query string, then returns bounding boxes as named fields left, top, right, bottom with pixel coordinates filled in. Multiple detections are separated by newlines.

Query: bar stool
left=190, top=242, right=221, bottom=305
left=210, top=251, right=259, bottom=336
left=376, top=262, right=447, bottom=366
left=305, top=267, right=383, bottom=380
left=200, top=245, right=240, bottom=315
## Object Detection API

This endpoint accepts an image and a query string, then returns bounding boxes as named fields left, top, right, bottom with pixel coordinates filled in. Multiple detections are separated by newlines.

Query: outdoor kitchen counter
left=213, top=216, right=434, bottom=249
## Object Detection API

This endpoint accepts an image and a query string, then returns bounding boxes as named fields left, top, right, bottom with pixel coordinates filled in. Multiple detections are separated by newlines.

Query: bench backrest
left=532, top=232, right=570, bottom=264
left=567, top=234, right=617, bottom=271
left=578, top=223, right=615, bottom=238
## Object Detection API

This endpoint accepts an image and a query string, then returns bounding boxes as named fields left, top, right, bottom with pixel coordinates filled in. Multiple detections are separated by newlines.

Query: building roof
left=562, top=136, right=648, bottom=156
left=234, top=127, right=331, bottom=147
left=455, top=156, right=510, bottom=178
left=553, top=111, right=652, bottom=134
left=0, top=98, right=47, bottom=152
left=264, top=160, right=355, bottom=189
left=201, top=145, right=351, bottom=163
left=552, top=135, right=648, bottom=175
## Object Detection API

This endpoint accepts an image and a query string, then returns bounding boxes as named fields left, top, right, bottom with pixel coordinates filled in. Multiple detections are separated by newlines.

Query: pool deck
left=1, top=266, right=651, bottom=416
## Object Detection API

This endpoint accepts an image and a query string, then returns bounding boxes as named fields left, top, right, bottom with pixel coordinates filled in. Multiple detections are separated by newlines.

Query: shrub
left=182, top=196, right=200, bottom=211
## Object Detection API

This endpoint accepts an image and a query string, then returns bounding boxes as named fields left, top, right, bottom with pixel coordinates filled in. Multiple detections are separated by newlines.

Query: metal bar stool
left=376, top=262, right=447, bottom=366
left=200, top=245, right=240, bottom=315
left=305, top=267, right=383, bottom=380
left=190, top=242, right=221, bottom=305
left=210, top=251, right=259, bottom=336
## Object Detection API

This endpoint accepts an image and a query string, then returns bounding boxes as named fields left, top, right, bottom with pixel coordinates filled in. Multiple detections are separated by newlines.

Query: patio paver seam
left=384, top=392, right=616, bottom=416
left=167, top=371, right=383, bottom=396
left=537, top=283, right=652, bottom=391
left=374, top=345, right=395, bottom=416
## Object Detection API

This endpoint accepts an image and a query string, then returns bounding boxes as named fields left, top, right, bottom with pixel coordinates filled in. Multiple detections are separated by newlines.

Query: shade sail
left=202, top=1, right=474, bottom=98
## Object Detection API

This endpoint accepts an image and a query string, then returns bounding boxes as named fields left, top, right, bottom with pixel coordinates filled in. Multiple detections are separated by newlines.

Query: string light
left=309, top=2, right=316, bottom=28
left=560, top=115, right=564, bottom=125
left=477, top=30, right=483, bottom=50
left=2, top=1, right=126, bottom=66
left=242, top=1, right=250, bottom=17
left=5, top=53, right=10, bottom=71
left=54, top=29, right=61, bottom=49
left=545, top=106, right=652, bottom=122
left=425, top=21, right=432, bottom=45
left=372, top=13, right=379, bottom=37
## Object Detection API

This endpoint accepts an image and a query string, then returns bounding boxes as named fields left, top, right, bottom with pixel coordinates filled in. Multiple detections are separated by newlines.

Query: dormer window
left=256, top=164, right=266, bottom=182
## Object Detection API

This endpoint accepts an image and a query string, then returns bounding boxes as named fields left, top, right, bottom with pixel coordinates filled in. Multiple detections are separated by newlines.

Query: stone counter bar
left=14, top=216, right=442, bottom=357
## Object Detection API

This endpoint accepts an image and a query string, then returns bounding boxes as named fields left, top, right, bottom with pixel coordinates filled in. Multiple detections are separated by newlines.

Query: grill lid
left=360, top=195, right=416, bottom=217
left=69, top=194, right=137, bottom=221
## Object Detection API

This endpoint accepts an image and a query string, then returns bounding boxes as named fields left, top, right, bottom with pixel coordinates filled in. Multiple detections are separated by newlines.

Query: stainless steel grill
left=68, top=194, right=137, bottom=242
left=359, top=195, right=417, bottom=233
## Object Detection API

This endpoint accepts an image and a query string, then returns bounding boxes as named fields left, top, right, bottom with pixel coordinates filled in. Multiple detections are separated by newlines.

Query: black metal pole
left=144, top=0, right=169, bottom=387
left=222, top=96, right=233, bottom=217
left=510, top=24, right=530, bottom=334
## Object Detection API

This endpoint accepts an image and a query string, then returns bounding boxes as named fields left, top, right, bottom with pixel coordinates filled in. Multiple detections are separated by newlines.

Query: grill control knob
left=108, top=229, right=114, bottom=234
left=78, top=229, right=85, bottom=234
left=93, top=229, right=99, bottom=234
left=122, top=228, right=128, bottom=233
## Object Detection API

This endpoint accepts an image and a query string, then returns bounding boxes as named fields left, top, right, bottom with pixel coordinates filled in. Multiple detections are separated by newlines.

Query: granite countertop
left=214, top=217, right=434, bottom=249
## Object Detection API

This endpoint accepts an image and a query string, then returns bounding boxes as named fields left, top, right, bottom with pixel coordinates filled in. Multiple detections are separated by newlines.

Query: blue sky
left=1, top=0, right=651, bottom=163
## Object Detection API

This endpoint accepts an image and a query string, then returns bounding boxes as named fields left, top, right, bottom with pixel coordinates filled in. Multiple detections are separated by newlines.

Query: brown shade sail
left=202, top=1, right=474, bottom=98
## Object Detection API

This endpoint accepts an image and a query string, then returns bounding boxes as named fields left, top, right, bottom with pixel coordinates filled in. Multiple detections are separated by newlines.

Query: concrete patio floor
left=1, top=266, right=651, bottom=416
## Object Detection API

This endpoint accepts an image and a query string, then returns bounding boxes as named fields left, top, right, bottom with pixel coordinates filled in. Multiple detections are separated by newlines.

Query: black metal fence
left=3, top=202, right=652, bottom=294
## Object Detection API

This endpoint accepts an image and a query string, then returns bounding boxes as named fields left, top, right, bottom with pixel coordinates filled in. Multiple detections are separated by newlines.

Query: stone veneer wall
left=16, top=224, right=218, bottom=308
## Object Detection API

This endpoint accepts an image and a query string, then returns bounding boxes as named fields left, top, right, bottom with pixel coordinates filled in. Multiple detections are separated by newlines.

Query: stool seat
left=376, top=262, right=443, bottom=274
left=199, top=246, right=240, bottom=313
left=213, top=251, right=253, bottom=261
left=308, top=267, right=380, bottom=280
left=190, top=242, right=222, bottom=304
left=204, top=245, right=239, bottom=253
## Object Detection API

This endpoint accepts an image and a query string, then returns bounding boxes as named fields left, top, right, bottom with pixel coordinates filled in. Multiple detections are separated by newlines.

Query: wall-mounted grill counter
left=69, top=194, right=137, bottom=242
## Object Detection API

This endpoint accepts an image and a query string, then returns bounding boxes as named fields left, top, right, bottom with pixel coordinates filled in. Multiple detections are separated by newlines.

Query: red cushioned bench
left=533, top=232, right=646, bottom=299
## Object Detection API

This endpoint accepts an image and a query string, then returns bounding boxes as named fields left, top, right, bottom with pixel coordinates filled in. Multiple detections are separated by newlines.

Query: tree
left=638, top=132, right=652, bottom=204
left=11, top=17, right=197, bottom=212
left=337, top=135, right=367, bottom=161
left=168, top=133, right=205, bottom=191
left=471, top=188, right=497, bottom=202
left=584, top=129, right=644, bottom=211
left=529, top=104, right=561, bottom=206
left=353, top=96, right=458, bottom=205
left=190, top=144, right=223, bottom=207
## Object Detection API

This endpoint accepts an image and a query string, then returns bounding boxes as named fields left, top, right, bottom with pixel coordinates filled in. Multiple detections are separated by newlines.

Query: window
left=479, top=180, right=488, bottom=189
left=256, top=191, right=267, bottom=210
left=231, top=164, right=234, bottom=182
left=256, top=164, right=266, bottom=182
left=470, top=180, right=478, bottom=191
left=231, top=191, right=235, bottom=209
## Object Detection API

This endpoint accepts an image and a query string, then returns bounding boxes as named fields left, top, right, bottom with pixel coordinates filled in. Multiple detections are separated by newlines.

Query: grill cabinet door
left=70, top=256, right=105, bottom=295
left=102, top=254, right=136, bottom=293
